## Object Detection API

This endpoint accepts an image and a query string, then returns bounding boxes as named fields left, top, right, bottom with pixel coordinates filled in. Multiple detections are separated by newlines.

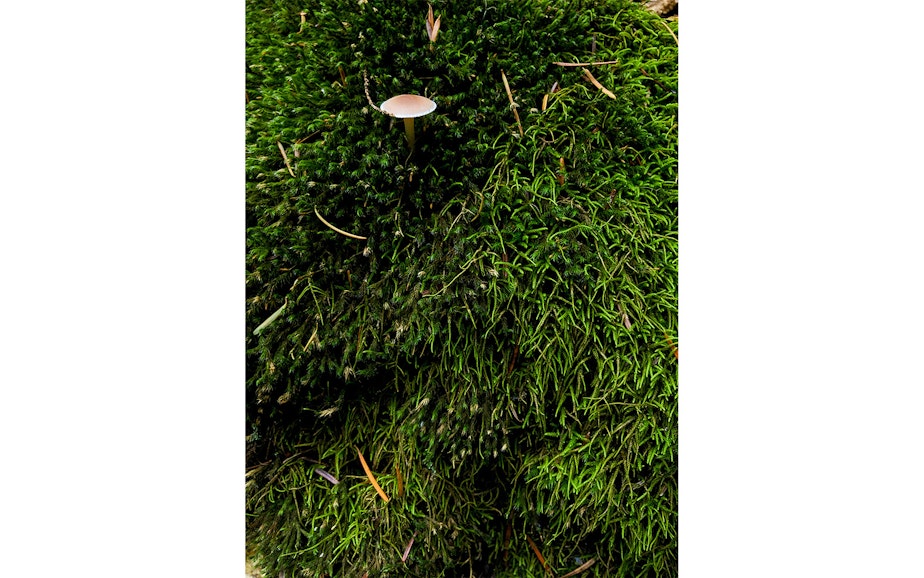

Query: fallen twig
left=313, top=207, right=368, bottom=240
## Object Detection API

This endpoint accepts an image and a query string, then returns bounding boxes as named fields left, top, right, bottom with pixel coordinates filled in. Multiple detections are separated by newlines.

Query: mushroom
left=379, top=94, right=437, bottom=149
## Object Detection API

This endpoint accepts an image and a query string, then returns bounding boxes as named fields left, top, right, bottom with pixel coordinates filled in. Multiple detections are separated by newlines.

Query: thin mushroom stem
left=403, top=117, right=416, bottom=149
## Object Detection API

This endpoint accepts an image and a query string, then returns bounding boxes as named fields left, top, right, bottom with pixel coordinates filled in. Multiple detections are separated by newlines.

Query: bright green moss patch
left=246, top=0, right=677, bottom=575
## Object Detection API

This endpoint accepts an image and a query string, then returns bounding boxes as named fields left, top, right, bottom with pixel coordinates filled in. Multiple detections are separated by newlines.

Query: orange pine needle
left=357, top=448, right=390, bottom=502
left=525, top=534, right=552, bottom=575
left=664, top=332, right=679, bottom=359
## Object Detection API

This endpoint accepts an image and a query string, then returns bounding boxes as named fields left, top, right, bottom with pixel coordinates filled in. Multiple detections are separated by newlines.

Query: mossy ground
left=246, top=1, right=677, bottom=576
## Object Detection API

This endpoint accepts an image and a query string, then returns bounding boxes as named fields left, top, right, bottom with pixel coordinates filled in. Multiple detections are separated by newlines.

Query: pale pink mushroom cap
left=380, top=94, right=437, bottom=118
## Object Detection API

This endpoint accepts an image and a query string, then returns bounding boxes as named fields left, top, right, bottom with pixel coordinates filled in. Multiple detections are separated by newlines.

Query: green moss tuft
left=247, top=0, right=677, bottom=575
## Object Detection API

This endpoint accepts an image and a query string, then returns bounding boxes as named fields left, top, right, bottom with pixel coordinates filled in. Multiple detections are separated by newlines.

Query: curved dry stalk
left=500, top=70, right=524, bottom=137
left=363, top=70, right=382, bottom=113
left=314, top=207, right=368, bottom=240
left=581, top=68, right=617, bottom=100
left=277, top=141, right=295, bottom=177
left=658, top=17, right=678, bottom=45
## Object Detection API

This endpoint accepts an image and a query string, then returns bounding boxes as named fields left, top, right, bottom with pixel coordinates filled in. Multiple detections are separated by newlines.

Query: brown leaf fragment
left=645, top=0, right=678, bottom=17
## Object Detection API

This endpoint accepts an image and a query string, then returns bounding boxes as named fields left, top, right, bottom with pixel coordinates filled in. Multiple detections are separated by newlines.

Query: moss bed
left=246, top=0, right=677, bottom=576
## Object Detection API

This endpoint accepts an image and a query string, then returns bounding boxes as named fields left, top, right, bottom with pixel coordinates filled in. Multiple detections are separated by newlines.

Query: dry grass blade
left=357, top=447, right=390, bottom=502
left=581, top=68, right=617, bottom=100
left=525, top=534, right=552, bottom=575
left=500, top=70, right=524, bottom=137
left=277, top=141, right=296, bottom=177
left=396, top=464, right=404, bottom=498
left=558, top=558, right=596, bottom=578
left=313, top=207, right=368, bottom=240
left=552, top=59, right=619, bottom=67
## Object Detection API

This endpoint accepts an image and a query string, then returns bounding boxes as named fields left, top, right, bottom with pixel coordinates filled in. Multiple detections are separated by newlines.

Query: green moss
left=246, top=0, right=677, bottom=575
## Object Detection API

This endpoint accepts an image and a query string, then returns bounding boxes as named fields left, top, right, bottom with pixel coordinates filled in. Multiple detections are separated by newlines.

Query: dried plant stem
left=558, top=558, right=596, bottom=578
left=277, top=141, right=296, bottom=177
left=253, top=299, right=287, bottom=335
left=357, top=448, right=390, bottom=502
left=500, top=70, right=524, bottom=137
left=363, top=70, right=381, bottom=113
left=581, top=68, right=617, bottom=100
left=313, top=207, right=368, bottom=240
left=552, top=59, right=619, bottom=67
left=659, top=17, right=679, bottom=45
